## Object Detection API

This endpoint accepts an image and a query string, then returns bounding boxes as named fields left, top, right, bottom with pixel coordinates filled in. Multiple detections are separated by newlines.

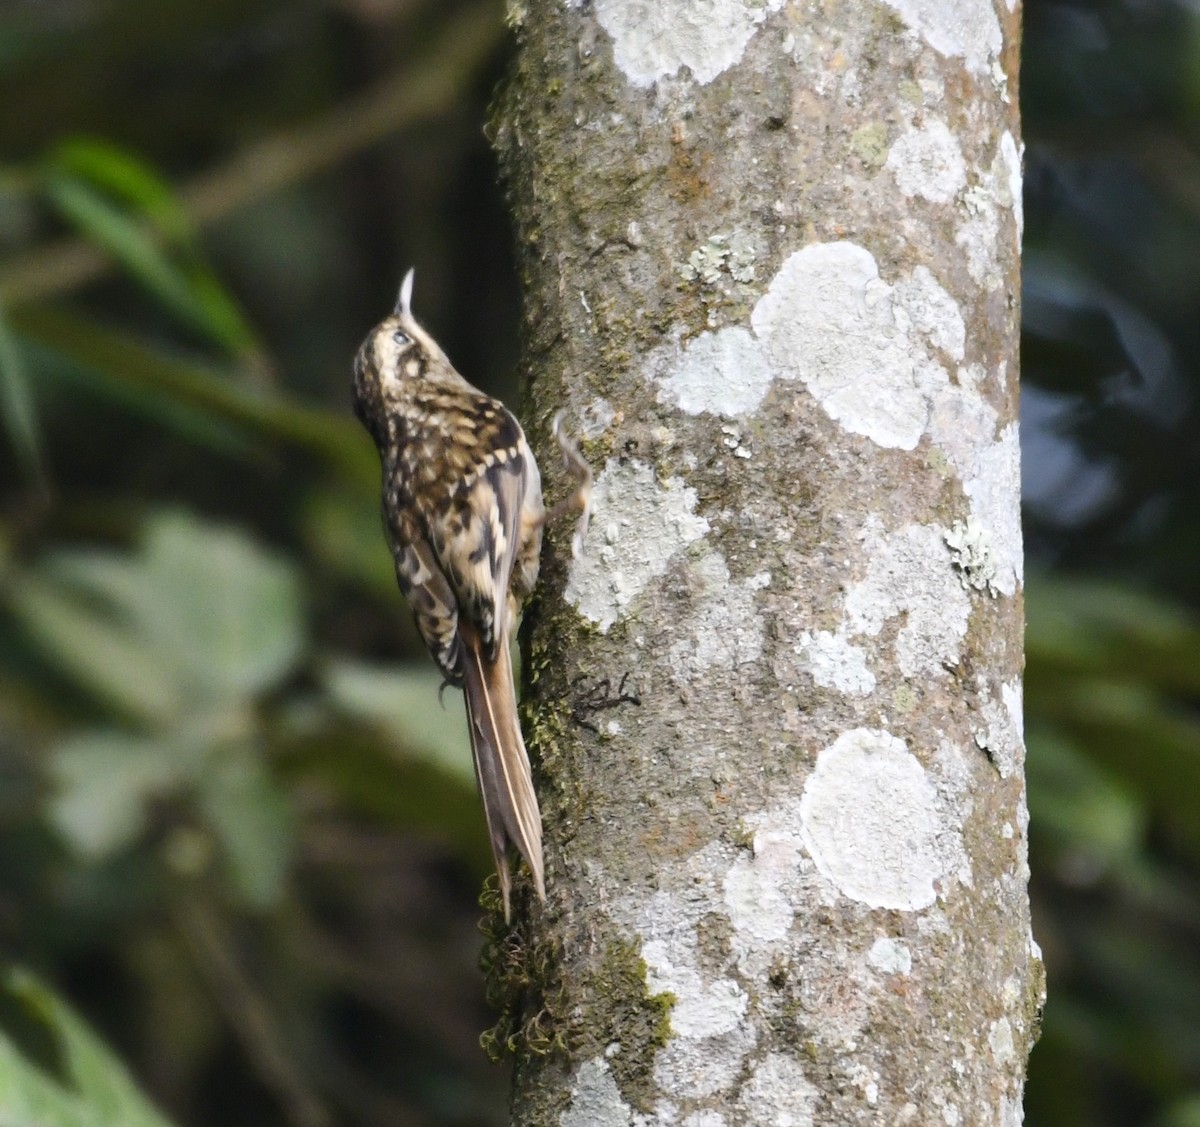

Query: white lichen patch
left=653, top=1025, right=757, bottom=1102
left=1001, top=1093, right=1026, bottom=1127
left=610, top=843, right=759, bottom=1106
left=955, top=137, right=1024, bottom=286
left=867, top=936, right=913, bottom=975
left=799, top=728, right=966, bottom=910
left=933, top=737, right=977, bottom=831
left=795, top=630, right=876, bottom=696
left=885, top=119, right=967, bottom=204
left=927, top=371, right=999, bottom=479
left=751, top=242, right=958, bottom=449
left=643, top=929, right=748, bottom=1038
left=955, top=197, right=1002, bottom=287
left=667, top=552, right=766, bottom=676
left=974, top=678, right=1025, bottom=779
left=566, top=459, right=710, bottom=631
left=580, top=397, right=618, bottom=440
left=988, top=1017, right=1015, bottom=1065
left=999, top=131, right=1024, bottom=241
left=894, top=266, right=967, bottom=359
left=680, top=232, right=758, bottom=285
left=962, top=423, right=1023, bottom=596
left=737, top=1053, right=818, bottom=1126
left=843, top=523, right=973, bottom=678
left=724, top=815, right=807, bottom=946
left=720, top=423, right=755, bottom=459
left=945, top=517, right=1000, bottom=595
left=849, top=1063, right=881, bottom=1107
left=561, top=1058, right=633, bottom=1127
left=651, top=327, right=774, bottom=417
left=880, top=0, right=1003, bottom=77
left=1003, top=679, right=1024, bottom=744
left=681, top=1112, right=726, bottom=1127
left=595, top=0, right=785, bottom=87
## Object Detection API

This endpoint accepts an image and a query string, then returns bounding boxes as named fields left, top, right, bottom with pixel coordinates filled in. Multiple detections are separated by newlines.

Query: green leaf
left=1027, top=576, right=1200, bottom=695
left=302, top=487, right=397, bottom=597
left=135, top=512, right=305, bottom=702
left=42, top=511, right=304, bottom=706
left=7, top=570, right=183, bottom=725
left=48, top=137, right=192, bottom=243
left=46, top=732, right=182, bottom=858
left=0, top=300, right=44, bottom=484
left=1027, top=726, right=1146, bottom=867
left=196, top=745, right=293, bottom=909
left=7, top=511, right=304, bottom=719
left=1158, top=1096, right=1200, bottom=1127
left=12, top=307, right=375, bottom=487
left=280, top=729, right=486, bottom=862
left=41, top=139, right=258, bottom=356
left=320, top=658, right=474, bottom=785
left=43, top=175, right=244, bottom=353
left=24, top=336, right=257, bottom=460
left=0, top=967, right=177, bottom=1127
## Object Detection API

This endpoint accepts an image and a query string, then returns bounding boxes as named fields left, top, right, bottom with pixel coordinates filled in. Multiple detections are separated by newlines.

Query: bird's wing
left=389, top=516, right=462, bottom=683
left=427, top=408, right=531, bottom=660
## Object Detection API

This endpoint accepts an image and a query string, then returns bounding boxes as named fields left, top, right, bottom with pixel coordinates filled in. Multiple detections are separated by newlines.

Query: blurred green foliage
left=0, top=0, right=1196, bottom=1125
left=0, top=2, right=516, bottom=1125
left=0, top=968, right=176, bottom=1127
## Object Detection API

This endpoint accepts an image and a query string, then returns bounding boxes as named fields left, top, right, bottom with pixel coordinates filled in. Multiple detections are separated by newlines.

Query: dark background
left=0, top=1, right=1197, bottom=1124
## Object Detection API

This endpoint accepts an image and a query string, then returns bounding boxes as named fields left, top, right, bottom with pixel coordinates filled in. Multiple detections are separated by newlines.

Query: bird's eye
left=392, top=329, right=411, bottom=346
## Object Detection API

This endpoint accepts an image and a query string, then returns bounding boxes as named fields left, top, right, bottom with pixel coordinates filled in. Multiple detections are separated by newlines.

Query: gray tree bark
left=490, top=1, right=1042, bottom=1124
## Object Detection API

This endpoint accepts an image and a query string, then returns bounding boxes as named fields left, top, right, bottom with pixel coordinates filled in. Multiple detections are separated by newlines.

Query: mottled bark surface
left=491, top=1, right=1042, bottom=1123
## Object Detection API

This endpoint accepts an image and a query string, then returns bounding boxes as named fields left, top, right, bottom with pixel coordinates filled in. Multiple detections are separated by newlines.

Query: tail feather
left=460, top=625, right=545, bottom=920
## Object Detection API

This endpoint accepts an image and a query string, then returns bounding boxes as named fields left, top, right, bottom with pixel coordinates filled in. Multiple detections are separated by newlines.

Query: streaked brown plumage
left=352, top=270, right=589, bottom=919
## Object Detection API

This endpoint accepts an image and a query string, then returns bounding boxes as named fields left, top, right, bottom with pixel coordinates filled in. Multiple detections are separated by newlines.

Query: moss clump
left=593, top=938, right=675, bottom=1105
left=478, top=907, right=677, bottom=1105
left=478, top=879, right=570, bottom=1063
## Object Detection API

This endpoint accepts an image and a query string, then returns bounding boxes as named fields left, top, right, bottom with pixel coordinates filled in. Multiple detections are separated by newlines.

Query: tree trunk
left=490, top=1, right=1042, bottom=1123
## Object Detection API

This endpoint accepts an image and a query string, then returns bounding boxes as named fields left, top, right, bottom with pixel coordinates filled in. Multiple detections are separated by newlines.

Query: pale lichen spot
left=799, top=728, right=966, bottom=910
left=560, top=1058, right=633, bottom=1127
left=851, top=121, right=891, bottom=167
left=681, top=1112, right=727, bottom=1127
left=580, top=397, right=618, bottom=440
left=879, top=0, right=1003, bottom=77
left=595, top=0, right=786, bottom=86
left=988, top=1017, right=1015, bottom=1065
left=609, top=844, right=758, bottom=1104
left=999, top=131, right=1024, bottom=240
left=955, top=136, right=1024, bottom=287
left=974, top=676, right=1026, bottom=779
left=565, top=459, right=710, bottom=631
left=867, top=936, right=913, bottom=975
left=945, top=517, right=1000, bottom=595
left=794, top=630, right=876, bottom=696
left=650, top=327, right=774, bottom=417
left=962, top=423, right=1023, bottom=596
left=885, top=118, right=967, bottom=204
left=679, top=231, right=758, bottom=286
left=843, top=522, right=972, bottom=678
left=666, top=551, right=766, bottom=677
left=751, top=243, right=959, bottom=450
left=737, top=1053, right=818, bottom=1127
left=894, top=266, right=966, bottom=359
left=724, top=820, right=805, bottom=946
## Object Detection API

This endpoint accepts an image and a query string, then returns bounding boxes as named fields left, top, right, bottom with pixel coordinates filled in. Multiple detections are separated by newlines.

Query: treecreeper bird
left=352, top=270, right=592, bottom=920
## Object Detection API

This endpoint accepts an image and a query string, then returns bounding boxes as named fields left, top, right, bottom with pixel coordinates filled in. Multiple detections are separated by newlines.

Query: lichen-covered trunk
left=490, top=0, right=1042, bottom=1123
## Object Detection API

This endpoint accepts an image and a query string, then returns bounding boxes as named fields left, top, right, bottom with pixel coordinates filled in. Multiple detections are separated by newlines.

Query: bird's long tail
left=460, top=622, right=545, bottom=920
